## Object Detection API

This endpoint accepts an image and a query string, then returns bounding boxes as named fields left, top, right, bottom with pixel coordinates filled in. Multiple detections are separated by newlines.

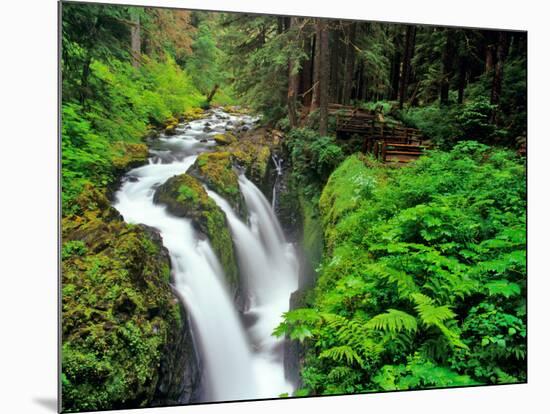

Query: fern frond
left=485, top=280, right=521, bottom=298
left=366, top=309, right=418, bottom=333
left=320, top=345, right=364, bottom=366
left=411, top=293, right=456, bottom=325
left=365, top=263, right=419, bottom=298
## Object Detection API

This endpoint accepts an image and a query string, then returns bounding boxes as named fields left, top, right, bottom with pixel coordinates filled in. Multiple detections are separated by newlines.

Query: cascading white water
left=207, top=176, right=298, bottom=398
left=112, top=108, right=297, bottom=402
left=271, top=155, right=284, bottom=209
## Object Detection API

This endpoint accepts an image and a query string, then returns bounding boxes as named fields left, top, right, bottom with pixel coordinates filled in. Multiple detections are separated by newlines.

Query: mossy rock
left=226, top=130, right=273, bottom=187
left=163, top=117, right=179, bottom=136
left=61, top=207, right=199, bottom=411
left=224, top=105, right=251, bottom=115
left=153, top=174, right=240, bottom=291
left=188, top=152, right=246, bottom=217
left=111, top=142, right=149, bottom=172
left=183, top=107, right=205, bottom=122
left=213, top=133, right=237, bottom=146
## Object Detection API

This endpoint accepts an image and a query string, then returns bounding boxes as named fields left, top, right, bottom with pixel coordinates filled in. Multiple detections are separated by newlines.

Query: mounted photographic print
left=60, top=1, right=527, bottom=412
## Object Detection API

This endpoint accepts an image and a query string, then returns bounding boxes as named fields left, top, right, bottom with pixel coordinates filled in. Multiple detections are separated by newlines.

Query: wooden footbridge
left=329, top=104, right=428, bottom=163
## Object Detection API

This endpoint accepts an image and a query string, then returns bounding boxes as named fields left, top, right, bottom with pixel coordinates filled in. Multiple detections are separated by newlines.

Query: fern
left=367, top=309, right=418, bottom=333
left=365, top=263, right=419, bottom=298
left=485, top=280, right=521, bottom=298
left=410, top=293, right=467, bottom=349
left=411, top=293, right=456, bottom=325
left=320, top=345, right=364, bottom=366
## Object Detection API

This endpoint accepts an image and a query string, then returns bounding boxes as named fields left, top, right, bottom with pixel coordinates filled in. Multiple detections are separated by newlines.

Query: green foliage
left=455, top=98, right=504, bottom=143
left=62, top=56, right=204, bottom=215
left=400, top=98, right=507, bottom=148
left=372, top=354, right=478, bottom=391
left=278, top=142, right=525, bottom=395
left=177, top=184, right=199, bottom=203
left=62, top=240, right=88, bottom=260
left=220, top=15, right=305, bottom=122
left=286, top=128, right=345, bottom=198
left=186, top=23, right=221, bottom=96
left=61, top=213, right=183, bottom=412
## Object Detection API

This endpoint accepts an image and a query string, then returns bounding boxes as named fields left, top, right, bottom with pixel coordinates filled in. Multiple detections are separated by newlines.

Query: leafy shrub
left=455, top=98, right=505, bottom=143
left=276, top=142, right=526, bottom=396
left=286, top=128, right=345, bottom=197
left=400, top=104, right=460, bottom=148
left=400, top=98, right=508, bottom=148
left=62, top=56, right=205, bottom=215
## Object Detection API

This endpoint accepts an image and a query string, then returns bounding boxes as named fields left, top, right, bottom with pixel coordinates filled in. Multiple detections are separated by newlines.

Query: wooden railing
left=330, top=104, right=427, bottom=163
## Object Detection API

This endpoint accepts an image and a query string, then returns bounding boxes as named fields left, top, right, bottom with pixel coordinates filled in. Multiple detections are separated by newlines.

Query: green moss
left=213, top=133, right=237, bottom=145
left=189, top=152, right=244, bottom=216
left=183, top=107, right=205, bottom=121
left=300, top=194, right=324, bottom=269
left=154, top=174, right=240, bottom=289
left=61, top=186, right=192, bottom=412
left=227, top=135, right=271, bottom=185
left=177, top=184, right=199, bottom=203
left=111, top=142, right=149, bottom=171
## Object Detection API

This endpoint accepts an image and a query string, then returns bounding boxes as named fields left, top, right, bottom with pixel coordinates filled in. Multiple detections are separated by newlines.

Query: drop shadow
left=33, top=397, right=58, bottom=412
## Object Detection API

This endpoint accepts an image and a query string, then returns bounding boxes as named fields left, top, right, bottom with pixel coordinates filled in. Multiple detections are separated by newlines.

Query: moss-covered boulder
left=183, top=107, right=205, bottom=122
left=229, top=140, right=271, bottom=186
left=61, top=187, right=199, bottom=412
left=164, top=117, right=179, bottom=136
left=213, top=132, right=237, bottom=146
left=188, top=152, right=246, bottom=218
left=111, top=142, right=149, bottom=172
left=153, top=174, right=240, bottom=291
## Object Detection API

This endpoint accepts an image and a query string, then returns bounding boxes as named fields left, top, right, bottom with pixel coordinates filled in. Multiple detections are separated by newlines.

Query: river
left=112, top=108, right=298, bottom=403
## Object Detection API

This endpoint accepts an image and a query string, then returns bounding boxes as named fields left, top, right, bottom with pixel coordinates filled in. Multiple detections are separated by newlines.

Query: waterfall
left=112, top=108, right=296, bottom=403
left=271, top=154, right=284, bottom=209
left=207, top=176, right=298, bottom=397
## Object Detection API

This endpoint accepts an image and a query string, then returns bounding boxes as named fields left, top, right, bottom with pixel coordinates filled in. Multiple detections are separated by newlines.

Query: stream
left=113, top=108, right=299, bottom=402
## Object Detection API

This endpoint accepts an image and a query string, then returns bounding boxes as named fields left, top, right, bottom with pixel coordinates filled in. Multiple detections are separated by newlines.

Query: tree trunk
left=342, top=22, right=357, bottom=105
left=301, top=37, right=314, bottom=109
left=329, top=28, right=341, bottom=104
left=457, top=57, right=467, bottom=104
left=130, top=10, right=141, bottom=68
left=319, top=20, right=330, bottom=136
left=79, top=55, right=92, bottom=105
left=485, top=45, right=494, bottom=73
left=440, top=30, right=454, bottom=105
left=206, top=84, right=219, bottom=104
left=287, top=17, right=300, bottom=128
left=490, top=31, right=509, bottom=123
left=311, top=23, right=322, bottom=111
left=399, top=25, right=416, bottom=109
left=390, top=49, right=401, bottom=100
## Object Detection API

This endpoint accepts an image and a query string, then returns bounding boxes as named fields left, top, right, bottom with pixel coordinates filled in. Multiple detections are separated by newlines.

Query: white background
left=0, top=0, right=547, bottom=413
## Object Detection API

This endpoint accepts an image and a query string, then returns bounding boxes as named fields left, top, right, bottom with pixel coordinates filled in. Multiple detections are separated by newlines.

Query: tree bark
left=485, top=45, right=494, bottom=73
left=329, top=27, right=341, bottom=104
left=287, top=17, right=301, bottom=128
left=342, top=22, right=357, bottom=105
left=79, top=55, right=92, bottom=106
left=490, top=31, right=509, bottom=123
left=318, top=20, right=330, bottom=136
left=311, top=22, right=322, bottom=111
left=130, top=10, right=141, bottom=68
left=390, top=48, right=401, bottom=101
left=440, top=30, right=454, bottom=105
left=301, top=37, right=314, bottom=109
left=399, top=25, right=416, bottom=109
left=457, top=56, right=467, bottom=104
left=206, top=84, right=219, bottom=104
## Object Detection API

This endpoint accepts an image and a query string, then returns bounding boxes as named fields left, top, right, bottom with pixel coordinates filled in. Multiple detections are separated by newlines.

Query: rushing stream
left=113, top=109, right=298, bottom=402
